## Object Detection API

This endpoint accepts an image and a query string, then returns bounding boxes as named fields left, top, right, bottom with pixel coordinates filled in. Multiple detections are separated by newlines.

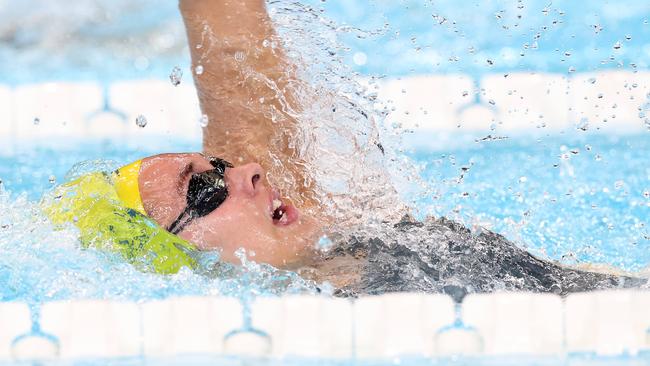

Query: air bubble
left=135, top=115, right=147, bottom=128
left=195, top=65, right=204, bottom=75
left=198, top=114, right=209, bottom=128
left=169, top=66, right=182, bottom=86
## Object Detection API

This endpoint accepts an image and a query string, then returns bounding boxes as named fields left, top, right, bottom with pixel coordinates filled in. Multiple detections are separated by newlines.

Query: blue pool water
left=1, top=0, right=650, bottom=364
left=1, top=132, right=648, bottom=279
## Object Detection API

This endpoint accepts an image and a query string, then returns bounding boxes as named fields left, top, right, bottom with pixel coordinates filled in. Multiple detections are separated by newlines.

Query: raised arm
left=179, top=0, right=316, bottom=208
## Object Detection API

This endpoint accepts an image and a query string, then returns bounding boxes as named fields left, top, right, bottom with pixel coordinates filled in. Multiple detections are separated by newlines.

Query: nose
left=224, top=163, right=264, bottom=197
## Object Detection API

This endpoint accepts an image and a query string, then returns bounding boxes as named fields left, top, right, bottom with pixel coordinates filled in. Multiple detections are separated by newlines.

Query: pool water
left=1, top=0, right=650, bottom=363
left=0, top=131, right=647, bottom=305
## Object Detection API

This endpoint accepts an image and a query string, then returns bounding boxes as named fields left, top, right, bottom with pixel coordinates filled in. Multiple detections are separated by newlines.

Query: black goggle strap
left=168, top=207, right=195, bottom=235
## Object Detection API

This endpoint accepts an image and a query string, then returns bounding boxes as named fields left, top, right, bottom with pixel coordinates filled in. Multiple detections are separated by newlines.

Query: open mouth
left=269, top=190, right=299, bottom=226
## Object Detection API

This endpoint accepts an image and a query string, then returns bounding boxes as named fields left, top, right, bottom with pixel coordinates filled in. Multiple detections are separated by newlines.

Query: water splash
left=261, top=0, right=421, bottom=234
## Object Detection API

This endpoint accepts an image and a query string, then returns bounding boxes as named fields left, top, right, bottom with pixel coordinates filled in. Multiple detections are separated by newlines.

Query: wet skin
left=137, top=153, right=321, bottom=268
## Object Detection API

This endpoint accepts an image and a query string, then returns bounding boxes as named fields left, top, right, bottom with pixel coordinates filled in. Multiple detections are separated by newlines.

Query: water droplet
left=613, top=41, right=622, bottom=50
left=135, top=115, right=147, bottom=128
left=585, top=144, right=592, bottom=151
left=625, top=35, right=632, bottom=41
left=48, top=175, right=56, bottom=185
left=595, top=154, right=602, bottom=161
left=568, top=66, right=576, bottom=73
left=592, top=24, right=603, bottom=34
left=169, top=66, right=182, bottom=86
left=488, top=99, right=496, bottom=105
left=33, top=117, right=40, bottom=125
left=317, top=235, right=334, bottom=251
left=462, top=91, right=469, bottom=97
left=597, top=93, right=604, bottom=99
left=195, top=65, right=204, bottom=75
left=615, top=180, right=624, bottom=190
left=564, top=51, right=572, bottom=57
left=234, top=51, right=246, bottom=62
left=519, top=176, right=528, bottom=183
left=576, top=117, right=589, bottom=131
left=588, top=77, right=597, bottom=84
left=643, top=190, right=649, bottom=199
left=486, top=59, right=494, bottom=66
left=198, top=114, right=209, bottom=127
left=262, top=39, right=270, bottom=48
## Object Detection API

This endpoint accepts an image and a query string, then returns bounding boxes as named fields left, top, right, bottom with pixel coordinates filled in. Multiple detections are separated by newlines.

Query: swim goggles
left=167, top=156, right=233, bottom=235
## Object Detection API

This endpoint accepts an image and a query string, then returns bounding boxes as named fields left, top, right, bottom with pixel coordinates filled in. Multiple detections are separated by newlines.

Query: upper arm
left=180, top=0, right=315, bottom=206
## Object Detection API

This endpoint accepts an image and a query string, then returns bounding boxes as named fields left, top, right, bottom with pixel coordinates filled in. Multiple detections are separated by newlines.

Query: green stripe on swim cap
left=43, top=172, right=198, bottom=274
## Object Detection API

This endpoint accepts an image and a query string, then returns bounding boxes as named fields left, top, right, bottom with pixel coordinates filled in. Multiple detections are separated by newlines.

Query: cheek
left=184, top=202, right=277, bottom=252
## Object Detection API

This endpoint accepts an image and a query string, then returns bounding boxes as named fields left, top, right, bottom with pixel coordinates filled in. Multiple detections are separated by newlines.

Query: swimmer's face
left=138, top=153, right=320, bottom=268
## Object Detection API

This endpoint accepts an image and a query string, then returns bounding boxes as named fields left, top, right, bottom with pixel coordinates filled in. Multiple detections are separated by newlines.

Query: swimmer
left=48, top=0, right=647, bottom=298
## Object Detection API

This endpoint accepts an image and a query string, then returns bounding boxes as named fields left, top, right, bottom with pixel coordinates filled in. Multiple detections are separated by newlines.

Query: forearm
left=180, top=0, right=313, bottom=205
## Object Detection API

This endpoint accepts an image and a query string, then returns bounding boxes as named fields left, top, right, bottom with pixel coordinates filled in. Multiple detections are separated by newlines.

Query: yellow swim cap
left=113, top=160, right=146, bottom=215
left=42, top=162, right=199, bottom=274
